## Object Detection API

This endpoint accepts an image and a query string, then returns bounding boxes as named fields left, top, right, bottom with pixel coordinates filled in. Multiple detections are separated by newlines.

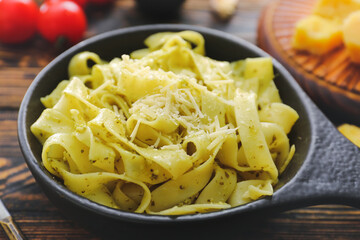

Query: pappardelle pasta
left=31, top=31, right=299, bottom=215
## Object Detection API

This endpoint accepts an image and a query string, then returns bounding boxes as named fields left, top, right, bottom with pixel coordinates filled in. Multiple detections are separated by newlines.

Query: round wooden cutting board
left=257, top=0, right=360, bottom=124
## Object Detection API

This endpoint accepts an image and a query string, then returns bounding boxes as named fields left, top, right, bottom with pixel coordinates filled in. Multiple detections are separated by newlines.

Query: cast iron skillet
left=18, top=24, right=360, bottom=238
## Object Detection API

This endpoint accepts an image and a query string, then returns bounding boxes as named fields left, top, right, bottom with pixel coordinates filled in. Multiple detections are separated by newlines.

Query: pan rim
left=18, top=24, right=315, bottom=224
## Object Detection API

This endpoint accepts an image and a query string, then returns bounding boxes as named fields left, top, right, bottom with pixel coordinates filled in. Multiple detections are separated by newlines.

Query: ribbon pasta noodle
left=31, top=31, right=299, bottom=215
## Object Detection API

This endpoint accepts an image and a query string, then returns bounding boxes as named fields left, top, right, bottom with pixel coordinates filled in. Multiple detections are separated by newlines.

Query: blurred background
left=0, top=0, right=271, bottom=109
left=1, top=0, right=360, bottom=239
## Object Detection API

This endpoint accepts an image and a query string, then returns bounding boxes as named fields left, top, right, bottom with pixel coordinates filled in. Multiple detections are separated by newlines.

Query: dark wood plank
left=1, top=0, right=360, bottom=239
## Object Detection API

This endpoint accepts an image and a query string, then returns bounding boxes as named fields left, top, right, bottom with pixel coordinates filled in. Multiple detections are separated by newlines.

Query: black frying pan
left=17, top=24, right=360, bottom=239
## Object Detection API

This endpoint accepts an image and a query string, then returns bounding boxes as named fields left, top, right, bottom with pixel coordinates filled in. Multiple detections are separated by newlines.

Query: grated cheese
left=183, top=88, right=204, bottom=119
left=130, top=119, right=141, bottom=142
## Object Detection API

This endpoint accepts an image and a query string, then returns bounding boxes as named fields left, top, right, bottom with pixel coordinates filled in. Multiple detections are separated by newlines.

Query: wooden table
left=1, top=0, right=360, bottom=239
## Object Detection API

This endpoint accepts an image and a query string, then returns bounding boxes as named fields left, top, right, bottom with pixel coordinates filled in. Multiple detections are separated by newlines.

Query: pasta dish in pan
left=31, top=31, right=298, bottom=215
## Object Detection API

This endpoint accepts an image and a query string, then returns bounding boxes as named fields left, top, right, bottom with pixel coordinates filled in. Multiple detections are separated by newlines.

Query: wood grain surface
left=1, top=0, right=360, bottom=239
left=257, top=0, right=360, bottom=124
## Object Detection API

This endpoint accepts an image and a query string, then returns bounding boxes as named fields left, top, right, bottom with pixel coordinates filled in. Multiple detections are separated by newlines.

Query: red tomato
left=68, top=0, right=88, bottom=7
left=0, top=0, right=39, bottom=44
left=38, top=0, right=87, bottom=45
left=46, top=0, right=89, bottom=8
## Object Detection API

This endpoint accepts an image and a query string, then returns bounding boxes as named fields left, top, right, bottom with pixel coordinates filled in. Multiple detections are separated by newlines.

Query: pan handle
left=270, top=104, right=360, bottom=211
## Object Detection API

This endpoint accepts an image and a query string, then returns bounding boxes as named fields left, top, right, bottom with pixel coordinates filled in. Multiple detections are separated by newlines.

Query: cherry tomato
left=46, top=0, right=89, bottom=8
left=69, top=0, right=88, bottom=7
left=38, top=0, right=87, bottom=45
left=0, top=0, right=39, bottom=44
